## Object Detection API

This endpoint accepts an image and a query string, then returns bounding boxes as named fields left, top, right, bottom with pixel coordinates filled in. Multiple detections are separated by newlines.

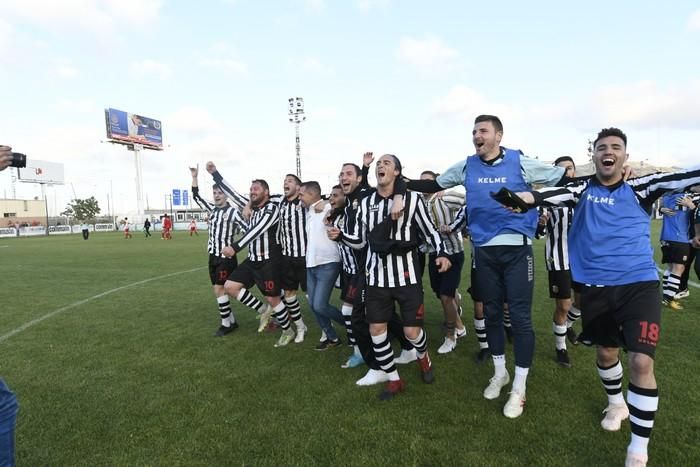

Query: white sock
left=513, top=366, right=529, bottom=393
left=553, top=322, right=567, bottom=350
left=492, top=354, right=507, bottom=378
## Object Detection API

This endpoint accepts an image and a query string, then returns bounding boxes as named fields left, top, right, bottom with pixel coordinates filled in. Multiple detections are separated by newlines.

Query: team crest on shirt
left=353, top=199, right=359, bottom=210
left=369, top=204, right=380, bottom=212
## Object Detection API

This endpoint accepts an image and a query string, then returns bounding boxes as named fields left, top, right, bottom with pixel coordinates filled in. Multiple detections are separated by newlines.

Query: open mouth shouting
left=601, top=157, right=615, bottom=167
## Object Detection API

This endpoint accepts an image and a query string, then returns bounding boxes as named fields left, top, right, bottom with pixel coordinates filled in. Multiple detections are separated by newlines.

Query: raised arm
left=190, top=165, right=214, bottom=213
left=206, top=161, right=250, bottom=210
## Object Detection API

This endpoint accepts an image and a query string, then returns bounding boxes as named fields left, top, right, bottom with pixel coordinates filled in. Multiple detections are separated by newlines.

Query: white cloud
left=57, top=98, right=96, bottom=113
left=304, top=0, right=326, bottom=12
left=199, top=43, right=249, bottom=76
left=396, top=36, right=460, bottom=75
left=300, top=57, right=334, bottom=74
left=687, top=9, right=700, bottom=31
left=165, top=106, right=224, bottom=137
left=430, top=85, right=521, bottom=123
left=129, top=59, right=172, bottom=80
left=356, top=0, right=391, bottom=13
left=0, top=0, right=163, bottom=34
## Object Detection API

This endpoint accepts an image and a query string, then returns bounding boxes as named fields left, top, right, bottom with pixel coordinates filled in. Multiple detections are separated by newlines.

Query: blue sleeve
left=435, top=159, right=467, bottom=189
left=521, top=156, right=566, bottom=187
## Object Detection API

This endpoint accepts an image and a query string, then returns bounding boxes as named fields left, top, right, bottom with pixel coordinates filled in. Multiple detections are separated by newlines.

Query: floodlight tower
left=288, top=97, right=306, bottom=178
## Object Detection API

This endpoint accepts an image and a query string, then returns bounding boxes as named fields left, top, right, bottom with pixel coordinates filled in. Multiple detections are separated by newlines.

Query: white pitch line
left=0, top=267, right=205, bottom=344
left=656, top=266, right=700, bottom=289
left=0, top=245, right=9, bottom=248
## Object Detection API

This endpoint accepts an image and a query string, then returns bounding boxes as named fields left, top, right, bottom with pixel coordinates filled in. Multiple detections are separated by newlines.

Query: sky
left=1, top=0, right=699, bottom=218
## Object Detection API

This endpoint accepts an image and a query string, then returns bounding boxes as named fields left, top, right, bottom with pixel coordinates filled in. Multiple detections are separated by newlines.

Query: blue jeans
left=307, top=262, right=343, bottom=341
left=0, top=378, right=18, bottom=467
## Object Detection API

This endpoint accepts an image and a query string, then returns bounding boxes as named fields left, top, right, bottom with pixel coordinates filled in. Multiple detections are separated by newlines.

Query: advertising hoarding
left=17, top=159, right=65, bottom=184
left=105, top=108, right=163, bottom=149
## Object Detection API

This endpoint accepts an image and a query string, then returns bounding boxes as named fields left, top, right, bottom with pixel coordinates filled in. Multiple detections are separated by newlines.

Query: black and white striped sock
left=284, top=295, right=303, bottom=322
left=236, top=288, right=264, bottom=312
left=627, top=383, right=658, bottom=457
left=566, top=305, right=581, bottom=327
left=663, top=273, right=681, bottom=301
left=407, top=329, right=427, bottom=359
left=273, top=301, right=291, bottom=330
left=474, top=318, right=488, bottom=349
left=553, top=321, right=567, bottom=350
left=597, top=360, right=625, bottom=405
left=370, top=332, right=399, bottom=381
left=341, top=304, right=355, bottom=345
left=217, top=295, right=234, bottom=326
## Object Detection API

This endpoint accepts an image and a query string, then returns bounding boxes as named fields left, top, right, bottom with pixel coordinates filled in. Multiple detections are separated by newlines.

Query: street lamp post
left=288, top=97, right=306, bottom=179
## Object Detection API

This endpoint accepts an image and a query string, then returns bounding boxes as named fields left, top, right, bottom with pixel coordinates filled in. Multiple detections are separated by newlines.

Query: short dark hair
left=300, top=181, right=321, bottom=196
left=420, top=170, right=438, bottom=179
left=594, top=128, right=627, bottom=148
left=332, top=184, right=342, bottom=190
left=285, top=174, right=302, bottom=185
left=341, top=163, right=362, bottom=177
left=474, top=114, right=503, bottom=133
left=251, top=179, right=269, bottom=192
left=212, top=183, right=222, bottom=191
left=553, top=156, right=575, bottom=169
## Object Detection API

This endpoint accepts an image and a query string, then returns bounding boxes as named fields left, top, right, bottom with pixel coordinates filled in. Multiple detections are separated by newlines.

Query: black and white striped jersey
left=537, top=206, right=573, bottom=271
left=271, top=194, right=308, bottom=258
left=332, top=212, right=359, bottom=275
left=212, top=171, right=281, bottom=262
left=424, top=190, right=464, bottom=255
left=192, top=187, right=248, bottom=258
left=343, top=190, right=445, bottom=287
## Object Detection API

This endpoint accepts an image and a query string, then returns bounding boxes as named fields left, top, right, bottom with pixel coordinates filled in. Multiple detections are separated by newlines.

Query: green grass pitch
left=1, top=222, right=698, bottom=466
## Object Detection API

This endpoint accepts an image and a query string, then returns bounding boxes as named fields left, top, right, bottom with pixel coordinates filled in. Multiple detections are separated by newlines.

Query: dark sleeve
left=406, top=179, right=443, bottom=193
left=393, top=177, right=407, bottom=196
left=361, top=164, right=370, bottom=189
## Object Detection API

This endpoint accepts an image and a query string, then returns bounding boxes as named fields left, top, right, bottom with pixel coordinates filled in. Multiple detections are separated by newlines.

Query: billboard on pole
left=18, top=160, right=65, bottom=184
left=105, top=108, right=163, bottom=149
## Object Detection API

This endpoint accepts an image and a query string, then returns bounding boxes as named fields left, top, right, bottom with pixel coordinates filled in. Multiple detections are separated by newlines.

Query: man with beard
left=507, top=127, right=700, bottom=467
left=405, top=115, right=567, bottom=418
left=206, top=162, right=299, bottom=347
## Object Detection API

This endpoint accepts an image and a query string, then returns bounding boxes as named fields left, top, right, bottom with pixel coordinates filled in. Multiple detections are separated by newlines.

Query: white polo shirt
left=305, top=200, right=340, bottom=268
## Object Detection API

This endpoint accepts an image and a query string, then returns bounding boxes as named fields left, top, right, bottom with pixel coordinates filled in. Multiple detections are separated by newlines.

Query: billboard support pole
left=133, top=144, right=145, bottom=217
left=41, top=183, right=49, bottom=236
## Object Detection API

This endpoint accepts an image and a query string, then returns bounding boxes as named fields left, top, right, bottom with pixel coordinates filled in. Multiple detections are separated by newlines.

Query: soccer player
left=162, top=214, right=172, bottom=240
left=509, top=127, right=700, bottom=467
left=420, top=170, right=467, bottom=354
left=332, top=156, right=415, bottom=385
left=406, top=115, right=567, bottom=418
left=191, top=165, right=270, bottom=336
left=143, top=218, right=152, bottom=238
left=212, top=173, right=310, bottom=343
left=330, top=154, right=450, bottom=400
left=123, top=218, right=132, bottom=239
left=188, top=219, right=199, bottom=237
left=659, top=191, right=695, bottom=309
left=327, top=184, right=364, bottom=367
left=676, top=187, right=700, bottom=297
left=298, top=181, right=345, bottom=350
left=206, top=163, right=301, bottom=347
left=535, top=156, right=582, bottom=367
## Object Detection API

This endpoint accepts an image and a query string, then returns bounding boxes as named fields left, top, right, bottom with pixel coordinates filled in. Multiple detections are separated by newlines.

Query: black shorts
left=578, top=280, right=661, bottom=358
left=281, top=256, right=307, bottom=292
left=208, top=254, right=238, bottom=286
left=365, top=283, right=424, bottom=327
left=340, top=270, right=362, bottom=304
left=468, top=266, right=482, bottom=302
left=661, top=241, right=690, bottom=265
left=548, top=269, right=572, bottom=299
left=428, top=252, right=465, bottom=298
left=227, top=257, right=282, bottom=296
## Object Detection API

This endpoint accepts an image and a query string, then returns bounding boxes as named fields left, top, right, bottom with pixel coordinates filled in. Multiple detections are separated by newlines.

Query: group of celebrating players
left=188, top=115, right=700, bottom=467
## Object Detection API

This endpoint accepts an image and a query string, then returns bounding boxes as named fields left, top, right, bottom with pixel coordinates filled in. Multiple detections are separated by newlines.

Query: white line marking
left=656, top=266, right=700, bottom=289
left=0, top=245, right=9, bottom=248
left=0, top=267, right=205, bottom=344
